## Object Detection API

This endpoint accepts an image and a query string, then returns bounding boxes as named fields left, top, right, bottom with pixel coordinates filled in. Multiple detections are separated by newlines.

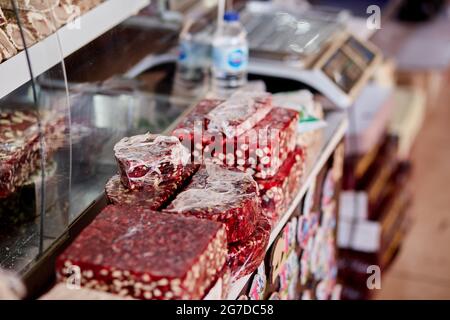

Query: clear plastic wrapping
left=105, top=164, right=198, bottom=210
left=173, top=100, right=298, bottom=180
left=257, top=147, right=306, bottom=225
left=251, top=107, right=299, bottom=178
left=114, top=133, right=191, bottom=190
left=172, top=99, right=222, bottom=163
left=206, top=91, right=272, bottom=138
left=56, top=205, right=228, bottom=300
left=206, top=107, right=299, bottom=179
left=164, top=164, right=261, bottom=243
left=227, top=215, right=271, bottom=279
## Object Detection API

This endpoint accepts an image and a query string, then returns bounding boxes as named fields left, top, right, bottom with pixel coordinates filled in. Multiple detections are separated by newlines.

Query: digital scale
left=126, top=1, right=382, bottom=109
left=242, top=2, right=382, bottom=108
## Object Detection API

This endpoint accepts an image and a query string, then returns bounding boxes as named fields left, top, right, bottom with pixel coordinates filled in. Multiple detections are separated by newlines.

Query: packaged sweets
left=257, top=147, right=305, bottom=225
left=0, top=109, right=65, bottom=198
left=172, top=99, right=222, bottom=164
left=105, top=164, right=197, bottom=210
left=206, top=91, right=272, bottom=138
left=206, top=107, right=299, bottom=179
left=57, top=205, right=227, bottom=300
left=227, top=216, right=271, bottom=278
left=174, top=100, right=298, bottom=180
left=164, top=164, right=261, bottom=243
left=113, top=133, right=190, bottom=190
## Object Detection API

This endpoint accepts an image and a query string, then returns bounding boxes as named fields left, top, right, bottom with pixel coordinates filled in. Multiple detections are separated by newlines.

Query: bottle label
left=213, top=45, right=248, bottom=73
left=178, top=41, right=188, bottom=62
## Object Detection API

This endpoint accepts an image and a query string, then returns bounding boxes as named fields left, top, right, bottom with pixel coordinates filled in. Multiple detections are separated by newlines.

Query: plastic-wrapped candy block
left=174, top=99, right=223, bottom=134
left=207, top=91, right=272, bottom=138
left=256, top=147, right=306, bottom=225
left=250, top=107, right=298, bottom=179
left=172, top=99, right=222, bottom=163
left=227, top=216, right=271, bottom=278
left=105, top=164, right=198, bottom=210
left=164, top=164, right=261, bottom=243
left=172, top=99, right=296, bottom=180
left=56, top=205, right=227, bottom=300
left=0, top=109, right=65, bottom=198
left=114, top=134, right=191, bottom=190
left=206, top=107, right=299, bottom=179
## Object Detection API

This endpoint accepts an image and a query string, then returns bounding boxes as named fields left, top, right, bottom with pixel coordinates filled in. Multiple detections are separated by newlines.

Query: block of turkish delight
left=164, top=164, right=261, bottom=243
left=206, top=91, right=272, bottom=138
left=207, top=107, right=299, bottom=178
left=0, top=109, right=65, bottom=198
left=1, top=110, right=40, bottom=198
left=105, top=164, right=198, bottom=210
left=256, top=147, right=306, bottom=225
left=113, top=133, right=191, bottom=190
left=250, top=107, right=299, bottom=179
left=174, top=99, right=223, bottom=134
left=227, top=216, right=271, bottom=278
left=173, top=100, right=297, bottom=180
left=56, top=205, right=228, bottom=300
left=172, top=99, right=223, bottom=163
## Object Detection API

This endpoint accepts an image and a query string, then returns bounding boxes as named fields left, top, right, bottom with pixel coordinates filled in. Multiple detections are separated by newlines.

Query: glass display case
left=0, top=0, right=202, bottom=277
left=1, top=0, right=352, bottom=300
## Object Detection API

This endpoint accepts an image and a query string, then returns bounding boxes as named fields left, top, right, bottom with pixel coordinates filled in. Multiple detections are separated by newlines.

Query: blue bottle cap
left=224, top=11, right=239, bottom=22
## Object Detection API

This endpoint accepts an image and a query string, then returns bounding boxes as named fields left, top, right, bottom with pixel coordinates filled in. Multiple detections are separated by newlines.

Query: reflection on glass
left=0, top=0, right=200, bottom=275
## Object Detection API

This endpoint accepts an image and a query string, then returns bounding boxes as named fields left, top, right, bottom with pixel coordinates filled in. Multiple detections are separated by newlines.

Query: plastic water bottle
left=212, top=11, right=249, bottom=94
left=174, top=22, right=211, bottom=97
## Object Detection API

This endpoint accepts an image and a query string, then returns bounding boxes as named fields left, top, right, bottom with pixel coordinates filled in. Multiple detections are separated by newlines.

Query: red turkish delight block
left=105, top=164, right=198, bottom=210
left=206, top=91, right=272, bottom=138
left=174, top=99, right=223, bottom=134
left=164, top=164, right=261, bottom=243
left=56, top=205, right=227, bottom=300
left=0, top=109, right=65, bottom=198
left=203, top=264, right=232, bottom=300
left=256, top=147, right=306, bottom=225
left=114, top=134, right=191, bottom=190
left=172, top=99, right=223, bottom=163
left=205, top=107, right=299, bottom=179
left=251, top=107, right=299, bottom=179
left=172, top=99, right=296, bottom=181
left=227, top=215, right=271, bottom=278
